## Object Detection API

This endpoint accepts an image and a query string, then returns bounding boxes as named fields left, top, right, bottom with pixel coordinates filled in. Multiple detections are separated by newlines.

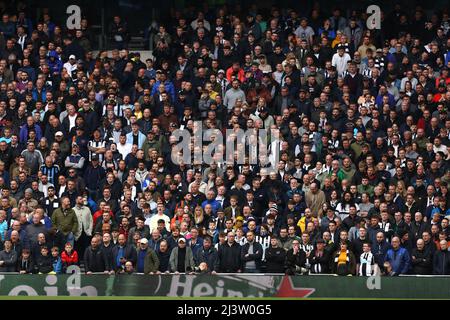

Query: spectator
left=169, top=237, right=195, bottom=273
left=84, top=237, right=111, bottom=274
left=0, top=239, right=18, bottom=272
left=433, top=240, right=450, bottom=275
left=285, top=239, right=307, bottom=275
left=385, top=237, right=411, bottom=275
left=331, top=242, right=357, bottom=275
left=265, top=237, right=286, bottom=273
left=112, top=234, right=137, bottom=272
left=411, top=238, right=433, bottom=275
left=214, top=232, right=242, bottom=273
left=61, top=242, right=79, bottom=272
left=51, top=196, right=78, bottom=246
left=17, top=248, right=35, bottom=274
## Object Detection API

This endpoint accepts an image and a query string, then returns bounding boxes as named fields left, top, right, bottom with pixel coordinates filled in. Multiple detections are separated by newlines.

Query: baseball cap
left=178, top=238, right=186, bottom=243
left=69, top=54, right=76, bottom=60
left=218, top=69, right=225, bottom=74
left=91, top=154, right=99, bottom=161
left=55, top=131, right=64, bottom=137
left=25, top=188, right=32, bottom=194
left=139, top=238, right=148, bottom=244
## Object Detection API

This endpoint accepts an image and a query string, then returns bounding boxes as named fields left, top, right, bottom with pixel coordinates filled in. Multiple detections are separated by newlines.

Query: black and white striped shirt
left=359, top=252, right=376, bottom=276
left=88, top=139, right=106, bottom=162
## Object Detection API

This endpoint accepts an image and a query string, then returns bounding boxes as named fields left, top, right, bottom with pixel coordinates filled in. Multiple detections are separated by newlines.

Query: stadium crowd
left=0, top=1, right=449, bottom=277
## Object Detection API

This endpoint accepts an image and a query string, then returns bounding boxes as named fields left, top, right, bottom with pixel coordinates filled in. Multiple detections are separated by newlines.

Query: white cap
left=69, top=54, right=76, bottom=60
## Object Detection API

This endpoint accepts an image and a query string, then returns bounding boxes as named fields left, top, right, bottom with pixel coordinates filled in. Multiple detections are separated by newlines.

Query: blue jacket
left=52, top=257, right=62, bottom=274
left=189, top=237, right=204, bottom=257
left=126, top=131, right=146, bottom=149
left=385, top=247, right=410, bottom=275
left=201, top=199, right=222, bottom=215
left=19, top=124, right=43, bottom=143
left=151, top=80, right=176, bottom=101
left=47, top=51, right=63, bottom=74
left=32, top=87, right=47, bottom=103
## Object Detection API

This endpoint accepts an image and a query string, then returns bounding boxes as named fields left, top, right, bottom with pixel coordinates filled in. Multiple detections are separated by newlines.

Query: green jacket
left=330, top=169, right=346, bottom=182
left=51, top=208, right=79, bottom=236
left=340, top=166, right=356, bottom=182
left=357, top=184, right=374, bottom=197
left=142, top=138, right=162, bottom=160
left=142, top=248, right=160, bottom=274
left=351, top=142, right=365, bottom=159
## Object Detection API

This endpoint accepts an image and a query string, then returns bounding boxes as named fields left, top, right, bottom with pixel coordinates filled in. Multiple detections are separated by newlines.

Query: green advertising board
left=0, top=274, right=449, bottom=299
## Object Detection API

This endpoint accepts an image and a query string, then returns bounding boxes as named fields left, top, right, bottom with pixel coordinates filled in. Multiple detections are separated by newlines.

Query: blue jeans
left=65, top=232, right=75, bottom=247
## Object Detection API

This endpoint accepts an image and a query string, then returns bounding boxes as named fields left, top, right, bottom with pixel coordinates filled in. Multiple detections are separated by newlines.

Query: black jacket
left=35, top=254, right=53, bottom=274
left=157, top=250, right=171, bottom=272
left=433, top=250, right=450, bottom=275
left=0, top=249, right=18, bottom=272
left=195, top=246, right=218, bottom=272
left=111, top=244, right=137, bottom=270
left=17, top=256, right=35, bottom=274
left=215, top=242, right=242, bottom=273
left=241, top=241, right=263, bottom=271
left=83, top=246, right=111, bottom=272
left=264, top=246, right=286, bottom=273
left=411, top=248, right=432, bottom=275
left=285, top=248, right=306, bottom=275
left=309, top=249, right=331, bottom=274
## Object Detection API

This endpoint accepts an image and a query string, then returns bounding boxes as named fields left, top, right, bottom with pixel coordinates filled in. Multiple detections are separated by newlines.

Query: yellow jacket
left=297, top=216, right=318, bottom=233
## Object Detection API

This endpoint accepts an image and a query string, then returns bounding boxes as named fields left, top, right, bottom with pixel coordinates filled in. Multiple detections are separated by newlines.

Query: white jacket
left=73, top=205, right=93, bottom=239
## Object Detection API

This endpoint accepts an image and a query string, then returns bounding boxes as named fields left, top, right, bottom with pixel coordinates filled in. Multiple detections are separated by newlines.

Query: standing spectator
left=309, top=238, right=331, bottom=274
left=109, top=16, right=129, bottom=49
left=194, top=237, right=218, bottom=273
left=112, top=234, right=137, bottom=272
left=331, top=242, right=357, bottom=275
left=285, top=239, right=307, bottom=275
left=84, top=237, right=111, bottom=274
left=385, top=237, right=411, bottom=275
left=433, top=240, right=450, bottom=275
left=136, top=238, right=159, bottom=274
left=411, top=238, right=433, bottom=275
left=169, top=237, right=195, bottom=273
left=241, top=231, right=263, bottom=273
left=157, top=240, right=171, bottom=274
left=214, top=232, right=242, bottom=273
left=265, top=237, right=286, bottom=273
left=73, top=195, right=93, bottom=258
left=51, top=196, right=78, bottom=246
left=357, top=243, right=379, bottom=276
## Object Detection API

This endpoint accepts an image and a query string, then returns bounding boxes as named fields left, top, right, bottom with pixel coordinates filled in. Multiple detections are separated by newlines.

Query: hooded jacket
left=47, top=50, right=63, bottom=74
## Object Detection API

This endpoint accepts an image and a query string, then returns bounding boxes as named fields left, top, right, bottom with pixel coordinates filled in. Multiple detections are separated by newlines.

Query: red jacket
left=93, top=210, right=114, bottom=227
left=226, top=67, right=245, bottom=83
left=61, top=250, right=79, bottom=266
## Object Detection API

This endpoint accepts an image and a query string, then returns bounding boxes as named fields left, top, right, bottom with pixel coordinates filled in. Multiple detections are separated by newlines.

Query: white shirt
left=63, top=62, right=77, bottom=77
left=332, top=53, right=351, bottom=77
left=117, top=142, right=132, bottom=159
